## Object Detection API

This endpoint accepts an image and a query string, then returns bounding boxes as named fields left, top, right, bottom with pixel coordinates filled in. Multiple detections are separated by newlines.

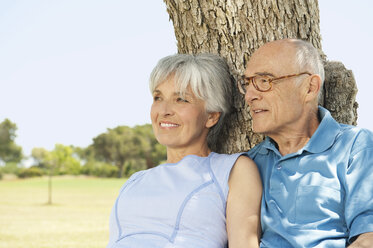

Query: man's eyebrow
left=244, top=71, right=275, bottom=79
left=255, top=72, right=275, bottom=77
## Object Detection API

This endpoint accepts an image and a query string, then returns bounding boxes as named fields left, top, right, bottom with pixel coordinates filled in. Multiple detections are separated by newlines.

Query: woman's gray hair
left=293, top=39, right=325, bottom=86
left=149, top=53, right=233, bottom=148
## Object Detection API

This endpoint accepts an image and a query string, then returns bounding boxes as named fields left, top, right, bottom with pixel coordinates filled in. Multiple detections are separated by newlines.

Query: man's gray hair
left=149, top=53, right=233, bottom=148
left=293, top=39, right=325, bottom=85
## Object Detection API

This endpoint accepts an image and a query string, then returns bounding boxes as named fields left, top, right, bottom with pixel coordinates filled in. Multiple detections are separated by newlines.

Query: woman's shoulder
left=209, top=152, right=251, bottom=166
left=208, top=152, right=249, bottom=180
left=125, top=169, right=148, bottom=184
left=209, top=151, right=245, bottom=160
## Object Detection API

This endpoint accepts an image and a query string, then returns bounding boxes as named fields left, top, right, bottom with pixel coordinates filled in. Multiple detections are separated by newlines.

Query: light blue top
left=248, top=106, right=373, bottom=247
left=107, top=152, right=243, bottom=248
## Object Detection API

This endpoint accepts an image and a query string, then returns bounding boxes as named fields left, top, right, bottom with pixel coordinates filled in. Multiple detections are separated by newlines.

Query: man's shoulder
left=337, top=124, right=373, bottom=141
left=321, top=106, right=373, bottom=143
left=246, top=140, right=267, bottom=159
left=335, top=124, right=373, bottom=153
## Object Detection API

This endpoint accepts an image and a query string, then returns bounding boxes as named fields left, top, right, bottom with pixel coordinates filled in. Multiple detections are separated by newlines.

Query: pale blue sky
left=0, top=1, right=372, bottom=159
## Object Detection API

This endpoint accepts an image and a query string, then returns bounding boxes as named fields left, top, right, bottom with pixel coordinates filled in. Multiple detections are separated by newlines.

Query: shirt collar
left=258, top=106, right=341, bottom=156
left=302, top=106, right=341, bottom=153
left=259, top=137, right=279, bottom=156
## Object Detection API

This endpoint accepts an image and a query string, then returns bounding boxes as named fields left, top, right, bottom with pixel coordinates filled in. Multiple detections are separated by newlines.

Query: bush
left=2, top=162, right=22, bottom=175
left=122, top=159, right=147, bottom=177
left=81, top=161, right=119, bottom=178
left=17, top=166, right=44, bottom=178
left=98, top=163, right=119, bottom=177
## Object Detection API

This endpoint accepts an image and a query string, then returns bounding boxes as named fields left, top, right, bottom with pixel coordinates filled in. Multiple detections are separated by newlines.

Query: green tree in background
left=52, top=144, right=81, bottom=175
left=18, top=124, right=165, bottom=179
left=133, top=124, right=166, bottom=169
left=31, top=147, right=51, bottom=170
left=0, top=119, right=23, bottom=163
left=91, top=124, right=166, bottom=177
left=91, top=126, right=138, bottom=178
left=31, top=144, right=81, bottom=204
left=32, top=144, right=81, bottom=175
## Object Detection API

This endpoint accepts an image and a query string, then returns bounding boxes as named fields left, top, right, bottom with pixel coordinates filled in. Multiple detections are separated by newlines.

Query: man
left=239, top=39, right=373, bottom=247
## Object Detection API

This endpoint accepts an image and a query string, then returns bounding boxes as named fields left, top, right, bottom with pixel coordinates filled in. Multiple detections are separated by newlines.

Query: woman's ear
left=206, top=112, right=221, bottom=128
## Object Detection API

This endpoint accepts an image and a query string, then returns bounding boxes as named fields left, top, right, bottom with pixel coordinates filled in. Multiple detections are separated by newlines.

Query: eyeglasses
left=237, top=72, right=312, bottom=94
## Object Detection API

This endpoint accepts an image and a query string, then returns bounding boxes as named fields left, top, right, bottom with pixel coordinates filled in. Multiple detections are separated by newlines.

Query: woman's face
left=150, top=78, right=215, bottom=152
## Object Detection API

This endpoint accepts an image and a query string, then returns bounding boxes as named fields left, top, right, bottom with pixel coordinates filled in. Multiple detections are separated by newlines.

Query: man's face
left=244, top=41, right=309, bottom=136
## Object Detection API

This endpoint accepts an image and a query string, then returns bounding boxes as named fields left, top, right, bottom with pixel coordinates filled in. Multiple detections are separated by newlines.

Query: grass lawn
left=0, top=175, right=126, bottom=248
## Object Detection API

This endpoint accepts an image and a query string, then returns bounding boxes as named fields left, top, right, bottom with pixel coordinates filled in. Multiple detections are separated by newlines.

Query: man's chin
left=251, top=124, right=265, bottom=134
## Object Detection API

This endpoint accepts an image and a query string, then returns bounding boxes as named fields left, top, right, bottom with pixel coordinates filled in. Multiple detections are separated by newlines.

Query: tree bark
left=163, top=0, right=358, bottom=153
left=322, top=61, right=358, bottom=126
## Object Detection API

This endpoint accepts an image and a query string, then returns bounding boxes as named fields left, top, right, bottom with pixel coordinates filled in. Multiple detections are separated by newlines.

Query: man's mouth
left=251, top=108, right=267, bottom=115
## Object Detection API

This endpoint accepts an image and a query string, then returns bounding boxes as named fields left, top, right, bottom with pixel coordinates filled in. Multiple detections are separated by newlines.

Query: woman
left=107, top=54, right=262, bottom=248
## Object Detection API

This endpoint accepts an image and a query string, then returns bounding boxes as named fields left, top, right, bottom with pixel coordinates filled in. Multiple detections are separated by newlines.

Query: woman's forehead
left=154, top=79, right=195, bottom=96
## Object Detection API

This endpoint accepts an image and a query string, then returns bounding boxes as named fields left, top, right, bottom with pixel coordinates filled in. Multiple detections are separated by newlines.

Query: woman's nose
left=159, top=100, right=175, bottom=117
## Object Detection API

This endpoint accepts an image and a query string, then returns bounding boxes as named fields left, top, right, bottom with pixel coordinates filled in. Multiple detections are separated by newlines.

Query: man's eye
left=258, top=78, right=270, bottom=83
left=153, top=96, right=161, bottom=101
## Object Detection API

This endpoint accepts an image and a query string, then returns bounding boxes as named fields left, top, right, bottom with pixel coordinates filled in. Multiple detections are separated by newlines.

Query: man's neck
left=273, top=135, right=312, bottom=156
left=269, top=110, right=320, bottom=156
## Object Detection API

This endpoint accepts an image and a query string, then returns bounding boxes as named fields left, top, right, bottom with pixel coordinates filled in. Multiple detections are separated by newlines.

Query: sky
left=1, top=1, right=372, bottom=160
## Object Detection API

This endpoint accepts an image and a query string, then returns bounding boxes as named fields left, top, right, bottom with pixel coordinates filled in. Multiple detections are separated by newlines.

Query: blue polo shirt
left=247, top=106, right=373, bottom=247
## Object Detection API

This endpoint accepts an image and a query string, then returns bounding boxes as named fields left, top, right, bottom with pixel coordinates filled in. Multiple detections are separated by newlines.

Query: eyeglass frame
left=237, top=72, right=312, bottom=94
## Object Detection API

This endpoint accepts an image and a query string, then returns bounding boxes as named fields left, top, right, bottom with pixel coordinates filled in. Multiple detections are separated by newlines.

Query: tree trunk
left=322, top=61, right=358, bottom=126
left=117, top=161, right=124, bottom=178
left=163, top=0, right=358, bottom=153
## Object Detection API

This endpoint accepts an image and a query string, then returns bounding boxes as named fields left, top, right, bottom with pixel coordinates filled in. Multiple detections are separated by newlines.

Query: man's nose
left=245, top=83, right=260, bottom=104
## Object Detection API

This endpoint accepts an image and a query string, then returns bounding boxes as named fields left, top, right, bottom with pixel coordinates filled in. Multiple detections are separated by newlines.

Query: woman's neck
left=166, top=145, right=211, bottom=164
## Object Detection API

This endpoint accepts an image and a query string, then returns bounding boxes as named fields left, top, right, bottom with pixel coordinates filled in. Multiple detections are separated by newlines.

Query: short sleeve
left=343, top=130, right=373, bottom=243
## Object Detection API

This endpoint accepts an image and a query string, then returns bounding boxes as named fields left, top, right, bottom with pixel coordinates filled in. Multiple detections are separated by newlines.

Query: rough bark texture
left=322, top=61, right=358, bottom=126
left=163, top=0, right=358, bottom=153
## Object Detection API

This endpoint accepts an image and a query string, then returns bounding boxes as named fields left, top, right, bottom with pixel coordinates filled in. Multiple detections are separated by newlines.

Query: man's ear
left=305, top=74, right=322, bottom=102
left=206, top=112, right=221, bottom=128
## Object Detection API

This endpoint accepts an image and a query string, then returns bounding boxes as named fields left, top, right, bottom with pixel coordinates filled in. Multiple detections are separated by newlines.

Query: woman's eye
left=177, top=97, right=189, bottom=103
left=153, top=96, right=161, bottom=101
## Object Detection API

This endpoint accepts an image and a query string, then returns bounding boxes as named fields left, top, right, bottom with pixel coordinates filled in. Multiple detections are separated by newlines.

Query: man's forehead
left=245, top=42, right=297, bottom=74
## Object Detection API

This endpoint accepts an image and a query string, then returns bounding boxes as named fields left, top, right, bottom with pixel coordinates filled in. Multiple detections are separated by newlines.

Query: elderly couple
left=107, top=39, right=373, bottom=248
